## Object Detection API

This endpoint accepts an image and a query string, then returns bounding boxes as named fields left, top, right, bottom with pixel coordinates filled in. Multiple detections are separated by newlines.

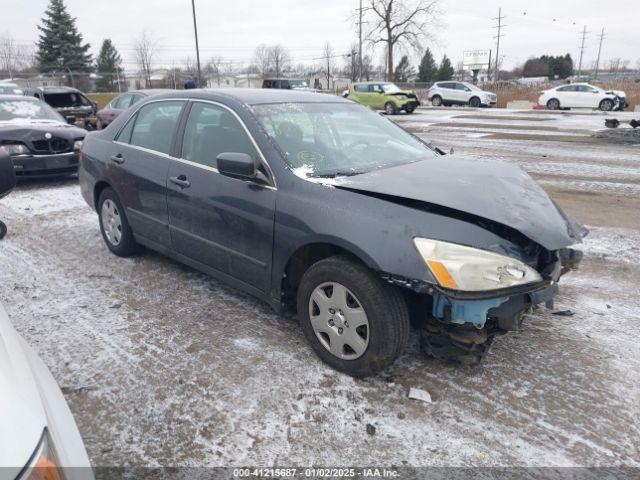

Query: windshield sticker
left=297, top=151, right=324, bottom=164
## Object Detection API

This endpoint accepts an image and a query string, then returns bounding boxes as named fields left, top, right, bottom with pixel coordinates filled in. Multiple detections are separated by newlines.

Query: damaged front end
left=387, top=242, right=584, bottom=365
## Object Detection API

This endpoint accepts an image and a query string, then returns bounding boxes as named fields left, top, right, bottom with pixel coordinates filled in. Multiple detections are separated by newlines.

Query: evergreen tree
left=36, top=0, right=92, bottom=83
left=417, top=48, right=437, bottom=83
left=393, top=55, right=415, bottom=83
left=95, top=39, right=122, bottom=92
left=436, top=55, right=454, bottom=80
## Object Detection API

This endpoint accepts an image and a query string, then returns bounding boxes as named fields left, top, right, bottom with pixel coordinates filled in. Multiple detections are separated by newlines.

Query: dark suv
left=262, top=78, right=310, bottom=90
left=23, top=86, right=98, bottom=130
left=79, top=89, right=583, bottom=376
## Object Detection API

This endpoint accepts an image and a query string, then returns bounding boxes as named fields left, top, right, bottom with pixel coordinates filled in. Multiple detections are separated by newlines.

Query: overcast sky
left=6, top=0, right=640, bottom=72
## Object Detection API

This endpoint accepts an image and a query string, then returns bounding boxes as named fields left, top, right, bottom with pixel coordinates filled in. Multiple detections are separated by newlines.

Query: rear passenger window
left=128, top=101, right=184, bottom=155
left=354, top=84, right=368, bottom=92
left=181, top=102, right=258, bottom=168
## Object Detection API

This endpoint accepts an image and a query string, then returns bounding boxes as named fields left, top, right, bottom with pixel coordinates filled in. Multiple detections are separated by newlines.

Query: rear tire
left=98, top=187, right=141, bottom=257
left=599, top=99, right=614, bottom=111
left=297, top=256, right=410, bottom=377
left=469, top=96, right=481, bottom=108
left=547, top=98, right=560, bottom=110
left=384, top=102, right=397, bottom=115
left=0, top=221, right=6, bottom=240
left=431, top=95, right=442, bottom=107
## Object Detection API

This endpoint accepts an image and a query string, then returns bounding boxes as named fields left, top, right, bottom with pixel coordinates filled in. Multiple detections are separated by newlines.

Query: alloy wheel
left=308, top=282, right=370, bottom=360
left=101, top=199, right=123, bottom=246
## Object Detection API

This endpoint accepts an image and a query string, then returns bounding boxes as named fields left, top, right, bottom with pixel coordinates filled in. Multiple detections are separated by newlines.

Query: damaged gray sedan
left=79, top=89, right=584, bottom=376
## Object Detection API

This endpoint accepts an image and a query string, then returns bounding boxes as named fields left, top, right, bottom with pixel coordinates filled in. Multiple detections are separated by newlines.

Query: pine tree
left=436, top=55, right=454, bottom=81
left=417, top=48, right=437, bottom=83
left=95, top=39, right=122, bottom=92
left=36, top=0, right=92, bottom=84
left=393, top=56, right=415, bottom=83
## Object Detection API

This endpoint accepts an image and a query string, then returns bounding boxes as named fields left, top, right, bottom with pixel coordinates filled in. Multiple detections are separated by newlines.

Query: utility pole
left=191, top=0, right=202, bottom=87
left=492, top=8, right=506, bottom=82
left=594, top=27, right=606, bottom=80
left=577, top=25, right=588, bottom=79
left=358, top=0, right=364, bottom=81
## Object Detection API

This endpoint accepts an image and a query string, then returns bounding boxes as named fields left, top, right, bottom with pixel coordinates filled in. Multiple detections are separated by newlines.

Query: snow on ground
left=0, top=109, right=639, bottom=468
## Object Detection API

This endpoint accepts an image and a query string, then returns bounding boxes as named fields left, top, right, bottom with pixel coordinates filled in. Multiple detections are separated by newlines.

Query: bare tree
left=252, top=44, right=271, bottom=77
left=343, top=42, right=359, bottom=81
left=0, top=34, right=32, bottom=78
left=322, top=42, right=334, bottom=90
left=205, top=56, right=226, bottom=87
left=268, top=44, right=290, bottom=78
left=608, top=57, right=622, bottom=73
left=365, top=0, right=440, bottom=81
left=133, top=31, right=158, bottom=88
left=361, top=54, right=374, bottom=81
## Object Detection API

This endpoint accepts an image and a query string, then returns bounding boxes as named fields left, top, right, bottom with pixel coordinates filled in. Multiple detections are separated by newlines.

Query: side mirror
left=66, top=115, right=76, bottom=125
left=0, top=149, right=17, bottom=198
left=217, top=152, right=257, bottom=179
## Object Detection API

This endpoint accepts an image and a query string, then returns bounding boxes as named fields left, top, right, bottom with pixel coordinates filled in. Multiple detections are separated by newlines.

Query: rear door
left=368, top=84, right=386, bottom=109
left=166, top=101, right=276, bottom=293
left=439, top=82, right=458, bottom=103
left=555, top=85, right=579, bottom=107
left=110, top=99, right=185, bottom=248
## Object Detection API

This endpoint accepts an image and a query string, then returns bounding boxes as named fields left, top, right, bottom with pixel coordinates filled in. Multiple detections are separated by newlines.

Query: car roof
left=149, top=88, right=351, bottom=106
left=126, top=89, right=174, bottom=96
left=26, top=86, right=82, bottom=94
left=353, top=81, right=394, bottom=85
left=0, top=94, right=39, bottom=101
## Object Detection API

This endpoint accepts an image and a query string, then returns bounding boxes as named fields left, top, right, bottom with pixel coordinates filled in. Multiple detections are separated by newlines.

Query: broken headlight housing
left=413, top=238, right=542, bottom=292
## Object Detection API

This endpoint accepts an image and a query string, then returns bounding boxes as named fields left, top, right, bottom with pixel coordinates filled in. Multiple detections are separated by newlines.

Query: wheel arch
left=278, top=238, right=381, bottom=310
left=93, top=180, right=112, bottom=210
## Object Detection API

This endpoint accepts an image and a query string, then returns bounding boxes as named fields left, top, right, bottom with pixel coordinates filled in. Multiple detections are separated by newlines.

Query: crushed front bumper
left=12, top=152, right=79, bottom=177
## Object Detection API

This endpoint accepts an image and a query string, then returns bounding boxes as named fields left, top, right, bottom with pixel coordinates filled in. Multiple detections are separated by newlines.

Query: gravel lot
left=0, top=107, right=638, bottom=468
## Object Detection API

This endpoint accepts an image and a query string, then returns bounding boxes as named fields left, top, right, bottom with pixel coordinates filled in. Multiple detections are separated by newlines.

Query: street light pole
left=191, top=0, right=202, bottom=87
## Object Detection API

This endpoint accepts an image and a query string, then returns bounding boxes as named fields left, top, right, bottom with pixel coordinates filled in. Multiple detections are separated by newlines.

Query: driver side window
left=181, top=102, right=258, bottom=169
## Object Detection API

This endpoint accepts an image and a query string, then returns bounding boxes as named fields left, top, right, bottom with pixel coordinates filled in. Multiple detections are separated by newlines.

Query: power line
left=594, top=27, right=606, bottom=80
left=492, top=7, right=506, bottom=81
left=577, top=25, right=588, bottom=78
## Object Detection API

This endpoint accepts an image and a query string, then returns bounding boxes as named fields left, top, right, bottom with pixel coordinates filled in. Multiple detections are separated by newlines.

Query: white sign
left=463, top=49, right=491, bottom=70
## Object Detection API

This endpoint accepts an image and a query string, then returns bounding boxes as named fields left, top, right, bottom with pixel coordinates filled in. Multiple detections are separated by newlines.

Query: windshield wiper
left=309, top=169, right=365, bottom=178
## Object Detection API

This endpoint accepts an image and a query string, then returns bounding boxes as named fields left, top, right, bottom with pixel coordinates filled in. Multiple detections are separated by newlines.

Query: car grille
left=31, top=137, right=72, bottom=154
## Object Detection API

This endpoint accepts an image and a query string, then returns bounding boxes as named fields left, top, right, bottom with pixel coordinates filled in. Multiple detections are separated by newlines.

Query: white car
left=539, top=83, right=627, bottom=111
left=427, top=81, right=497, bottom=108
left=0, top=303, right=93, bottom=480
left=0, top=82, right=23, bottom=95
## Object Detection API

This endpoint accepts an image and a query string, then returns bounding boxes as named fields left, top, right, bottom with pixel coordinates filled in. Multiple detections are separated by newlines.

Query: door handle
left=169, top=175, right=191, bottom=189
left=110, top=154, right=125, bottom=164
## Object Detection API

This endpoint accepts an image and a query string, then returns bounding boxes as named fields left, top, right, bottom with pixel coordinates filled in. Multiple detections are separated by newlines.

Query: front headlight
left=3, top=143, right=30, bottom=155
left=397, top=94, right=407, bottom=100
left=413, top=238, right=542, bottom=292
left=73, top=140, right=83, bottom=151
left=19, top=429, right=63, bottom=480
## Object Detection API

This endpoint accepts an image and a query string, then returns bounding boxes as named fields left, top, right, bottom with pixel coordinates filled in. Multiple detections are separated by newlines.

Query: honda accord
left=79, top=89, right=584, bottom=376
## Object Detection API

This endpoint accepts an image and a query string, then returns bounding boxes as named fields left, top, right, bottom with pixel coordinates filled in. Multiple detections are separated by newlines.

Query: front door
left=166, top=101, right=276, bottom=293
left=109, top=100, right=185, bottom=247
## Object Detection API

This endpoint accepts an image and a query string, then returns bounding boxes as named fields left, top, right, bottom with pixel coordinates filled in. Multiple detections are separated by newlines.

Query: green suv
left=347, top=82, right=420, bottom=115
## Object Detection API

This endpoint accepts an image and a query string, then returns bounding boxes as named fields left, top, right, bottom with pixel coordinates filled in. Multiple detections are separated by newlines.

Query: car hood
left=0, top=121, right=86, bottom=139
left=332, top=155, right=582, bottom=251
left=0, top=305, right=46, bottom=469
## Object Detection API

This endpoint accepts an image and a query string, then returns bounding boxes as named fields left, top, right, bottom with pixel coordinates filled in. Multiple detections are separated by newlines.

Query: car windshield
left=381, top=83, right=403, bottom=93
left=44, top=92, right=91, bottom=108
left=252, top=102, right=437, bottom=177
left=0, top=98, right=65, bottom=122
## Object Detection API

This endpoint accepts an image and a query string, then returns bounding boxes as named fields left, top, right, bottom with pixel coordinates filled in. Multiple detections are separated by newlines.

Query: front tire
left=405, top=104, right=416, bottom=114
left=384, top=102, right=397, bottom=115
left=297, top=256, right=410, bottom=377
left=599, top=99, right=614, bottom=111
left=98, top=187, right=141, bottom=257
left=547, top=98, right=560, bottom=110
left=469, top=96, right=481, bottom=108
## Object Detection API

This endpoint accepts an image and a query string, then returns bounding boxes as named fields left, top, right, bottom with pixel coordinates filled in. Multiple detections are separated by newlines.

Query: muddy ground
left=0, top=107, right=638, bottom=468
